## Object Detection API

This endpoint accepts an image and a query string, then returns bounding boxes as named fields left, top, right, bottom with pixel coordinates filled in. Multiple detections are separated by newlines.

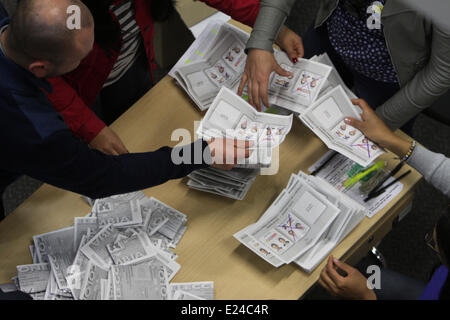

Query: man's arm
left=376, top=24, right=450, bottom=129
left=10, top=130, right=211, bottom=200
left=201, top=0, right=260, bottom=27
left=245, top=0, right=297, bottom=52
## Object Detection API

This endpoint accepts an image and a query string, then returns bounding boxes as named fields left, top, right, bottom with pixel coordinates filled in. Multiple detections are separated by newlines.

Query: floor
left=2, top=3, right=450, bottom=299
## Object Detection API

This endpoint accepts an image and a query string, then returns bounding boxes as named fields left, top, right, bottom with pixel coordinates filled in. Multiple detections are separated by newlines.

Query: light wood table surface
left=0, top=21, right=422, bottom=300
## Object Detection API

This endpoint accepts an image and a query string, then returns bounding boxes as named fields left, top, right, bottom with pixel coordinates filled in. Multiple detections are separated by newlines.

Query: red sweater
left=46, top=0, right=260, bottom=142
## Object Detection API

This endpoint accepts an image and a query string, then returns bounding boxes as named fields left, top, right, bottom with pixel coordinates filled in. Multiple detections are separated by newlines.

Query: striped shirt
left=104, top=0, right=143, bottom=87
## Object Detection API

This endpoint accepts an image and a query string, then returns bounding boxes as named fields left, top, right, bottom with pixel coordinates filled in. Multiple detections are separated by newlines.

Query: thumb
left=274, top=63, right=292, bottom=78
left=344, top=117, right=364, bottom=131
left=332, top=257, right=354, bottom=274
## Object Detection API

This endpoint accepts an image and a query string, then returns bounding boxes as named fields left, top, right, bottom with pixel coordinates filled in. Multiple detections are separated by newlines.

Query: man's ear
left=28, top=61, right=50, bottom=78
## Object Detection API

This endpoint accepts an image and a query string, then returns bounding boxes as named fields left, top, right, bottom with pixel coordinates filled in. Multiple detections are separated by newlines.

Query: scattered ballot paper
left=7, top=191, right=215, bottom=300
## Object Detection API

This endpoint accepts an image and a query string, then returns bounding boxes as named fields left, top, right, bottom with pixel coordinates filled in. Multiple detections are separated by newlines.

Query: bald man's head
left=6, top=0, right=94, bottom=77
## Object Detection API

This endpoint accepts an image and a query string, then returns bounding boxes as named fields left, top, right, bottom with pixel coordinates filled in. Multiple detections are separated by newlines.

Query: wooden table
left=0, top=22, right=422, bottom=300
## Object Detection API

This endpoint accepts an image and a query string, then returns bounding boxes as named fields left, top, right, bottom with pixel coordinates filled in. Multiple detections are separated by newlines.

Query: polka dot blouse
left=326, top=0, right=398, bottom=83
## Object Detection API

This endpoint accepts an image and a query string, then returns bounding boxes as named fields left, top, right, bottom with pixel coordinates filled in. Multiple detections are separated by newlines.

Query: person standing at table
left=0, top=0, right=252, bottom=221
left=315, top=98, right=449, bottom=300
left=46, top=0, right=261, bottom=156
left=238, top=0, right=450, bottom=133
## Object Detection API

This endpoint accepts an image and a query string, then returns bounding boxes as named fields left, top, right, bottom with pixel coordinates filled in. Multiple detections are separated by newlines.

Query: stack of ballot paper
left=197, top=87, right=293, bottom=168
left=188, top=167, right=259, bottom=200
left=4, top=192, right=215, bottom=300
left=170, top=20, right=335, bottom=113
left=299, top=85, right=385, bottom=167
left=234, top=171, right=366, bottom=273
left=171, top=21, right=250, bottom=110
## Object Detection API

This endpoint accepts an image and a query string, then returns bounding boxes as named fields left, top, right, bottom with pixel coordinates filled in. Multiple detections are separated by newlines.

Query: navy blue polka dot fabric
left=326, top=0, right=398, bottom=83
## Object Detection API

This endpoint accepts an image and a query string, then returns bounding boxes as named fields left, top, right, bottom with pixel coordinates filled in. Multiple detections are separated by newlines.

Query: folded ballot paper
left=299, top=85, right=385, bottom=167
left=196, top=87, right=293, bottom=168
left=266, top=51, right=332, bottom=114
left=171, top=21, right=250, bottom=110
left=234, top=171, right=366, bottom=272
left=170, top=20, right=334, bottom=113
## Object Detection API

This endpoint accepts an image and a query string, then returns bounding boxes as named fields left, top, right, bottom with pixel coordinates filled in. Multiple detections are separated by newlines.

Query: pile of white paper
left=234, top=171, right=366, bottom=273
left=197, top=87, right=293, bottom=168
left=6, top=192, right=215, bottom=300
left=188, top=167, right=259, bottom=200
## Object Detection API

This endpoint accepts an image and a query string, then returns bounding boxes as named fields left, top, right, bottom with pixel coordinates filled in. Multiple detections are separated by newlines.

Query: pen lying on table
left=366, top=161, right=405, bottom=197
left=364, top=169, right=412, bottom=202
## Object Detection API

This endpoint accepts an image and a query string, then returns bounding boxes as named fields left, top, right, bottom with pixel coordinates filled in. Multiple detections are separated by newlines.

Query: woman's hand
left=344, top=99, right=411, bottom=156
left=318, top=256, right=377, bottom=300
left=238, top=49, right=292, bottom=111
left=275, top=25, right=304, bottom=63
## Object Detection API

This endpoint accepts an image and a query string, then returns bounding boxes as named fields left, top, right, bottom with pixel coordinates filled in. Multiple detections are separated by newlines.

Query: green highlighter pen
left=343, top=160, right=385, bottom=188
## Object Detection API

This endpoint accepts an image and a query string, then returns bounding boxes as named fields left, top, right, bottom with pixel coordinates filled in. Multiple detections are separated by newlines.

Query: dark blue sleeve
left=0, top=2, right=8, bottom=19
left=13, top=130, right=210, bottom=199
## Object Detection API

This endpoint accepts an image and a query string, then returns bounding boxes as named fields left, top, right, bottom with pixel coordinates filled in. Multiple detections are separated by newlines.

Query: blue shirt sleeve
left=0, top=2, right=8, bottom=19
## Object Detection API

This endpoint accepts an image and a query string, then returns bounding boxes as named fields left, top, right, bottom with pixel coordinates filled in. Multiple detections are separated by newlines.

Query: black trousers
left=92, top=46, right=154, bottom=126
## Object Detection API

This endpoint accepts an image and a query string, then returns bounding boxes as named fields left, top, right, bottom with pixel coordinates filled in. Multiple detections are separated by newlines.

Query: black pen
left=364, top=170, right=412, bottom=202
left=367, top=161, right=405, bottom=198
left=311, top=151, right=338, bottom=176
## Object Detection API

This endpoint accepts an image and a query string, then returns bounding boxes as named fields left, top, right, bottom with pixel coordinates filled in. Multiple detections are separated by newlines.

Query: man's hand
left=206, top=138, right=253, bottom=170
left=238, top=49, right=292, bottom=111
left=318, top=256, right=377, bottom=300
left=89, top=126, right=129, bottom=156
left=276, top=25, right=304, bottom=63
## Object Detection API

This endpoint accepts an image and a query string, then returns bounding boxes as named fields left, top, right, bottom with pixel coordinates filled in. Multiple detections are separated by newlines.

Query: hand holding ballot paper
left=170, top=21, right=334, bottom=114
left=300, top=86, right=385, bottom=167
left=197, top=87, right=293, bottom=168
